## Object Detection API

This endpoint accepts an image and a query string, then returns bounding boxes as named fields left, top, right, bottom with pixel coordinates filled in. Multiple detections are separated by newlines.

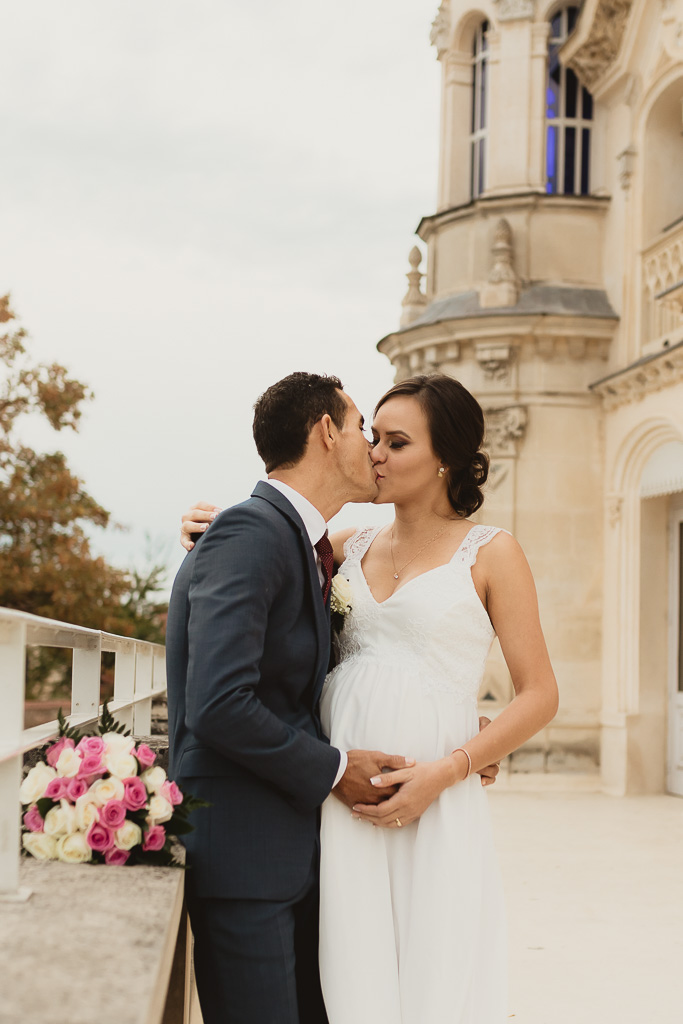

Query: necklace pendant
left=393, top=572, right=399, bottom=580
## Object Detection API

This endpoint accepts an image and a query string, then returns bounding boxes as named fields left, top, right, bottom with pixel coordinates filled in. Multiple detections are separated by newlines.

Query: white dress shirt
left=263, top=479, right=348, bottom=788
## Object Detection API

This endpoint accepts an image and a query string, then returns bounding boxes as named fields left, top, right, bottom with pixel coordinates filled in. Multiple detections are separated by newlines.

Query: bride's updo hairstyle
left=374, top=374, right=489, bottom=517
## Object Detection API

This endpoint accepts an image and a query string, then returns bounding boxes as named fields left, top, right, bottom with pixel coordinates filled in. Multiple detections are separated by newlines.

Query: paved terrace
left=491, top=792, right=683, bottom=1024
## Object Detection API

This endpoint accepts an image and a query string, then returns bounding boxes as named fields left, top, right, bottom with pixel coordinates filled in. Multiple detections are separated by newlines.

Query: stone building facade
left=378, top=0, right=683, bottom=795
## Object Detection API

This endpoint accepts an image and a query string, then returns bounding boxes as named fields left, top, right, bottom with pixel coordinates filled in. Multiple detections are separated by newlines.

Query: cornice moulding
left=590, top=339, right=683, bottom=409
left=417, top=192, right=611, bottom=240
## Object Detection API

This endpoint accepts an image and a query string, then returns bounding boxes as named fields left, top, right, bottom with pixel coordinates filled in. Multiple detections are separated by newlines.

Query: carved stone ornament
left=476, top=341, right=514, bottom=384
left=483, top=405, right=528, bottom=457
left=400, top=246, right=428, bottom=328
left=606, top=493, right=623, bottom=527
left=493, top=0, right=535, bottom=21
left=430, top=1, right=451, bottom=59
left=617, top=144, right=636, bottom=191
left=566, top=0, right=634, bottom=90
left=480, top=219, right=521, bottom=309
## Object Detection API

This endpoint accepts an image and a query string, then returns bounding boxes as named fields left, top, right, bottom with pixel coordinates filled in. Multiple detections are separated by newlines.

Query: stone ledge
left=0, top=859, right=185, bottom=1024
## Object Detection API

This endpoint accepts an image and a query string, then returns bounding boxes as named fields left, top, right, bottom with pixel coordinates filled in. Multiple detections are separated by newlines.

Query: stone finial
left=480, top=219, right=521, bottom=309
left=400, top=246, right=428, bottom=327
left=430, top=2, right=451, bottom=60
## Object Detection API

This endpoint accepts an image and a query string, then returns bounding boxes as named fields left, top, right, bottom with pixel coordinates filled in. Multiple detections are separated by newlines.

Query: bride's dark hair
left=374, top=374, right=489, bottom=517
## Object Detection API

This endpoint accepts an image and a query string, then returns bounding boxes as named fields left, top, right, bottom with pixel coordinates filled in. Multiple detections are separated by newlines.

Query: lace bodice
left=330, top=524, right=505, bottom=702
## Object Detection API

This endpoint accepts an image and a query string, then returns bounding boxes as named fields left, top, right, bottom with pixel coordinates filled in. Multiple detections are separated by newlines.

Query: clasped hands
left=333, top=717, right=499, bottom=829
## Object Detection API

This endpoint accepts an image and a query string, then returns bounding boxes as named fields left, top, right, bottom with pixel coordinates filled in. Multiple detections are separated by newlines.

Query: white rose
left=56, top=831, right=92, bottom=864
left=89, top=776, right=125, bottom=805
left=105, top=752, right=138, bottom=779
left=44, top=799, right=77, bottom=838
left=22, top=832, right=58, bottom=860
left=141, top=766, right=167, bottom=794
left=55, top=746, right=82, bottom=778
left=114, top=820, right=142, bottom=851
left=75, top=794, right=101, bottom=831
left=19, top=762, right=56, bottom=804
left=102, top=732, right=136, bottom=757
left=147, top=795, right=173, bottom=824
left=330, top=574, right=353, bottom=615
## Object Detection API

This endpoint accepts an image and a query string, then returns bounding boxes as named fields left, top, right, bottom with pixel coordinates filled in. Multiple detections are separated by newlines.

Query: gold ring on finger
left=395, top=817, right=403, bottom=828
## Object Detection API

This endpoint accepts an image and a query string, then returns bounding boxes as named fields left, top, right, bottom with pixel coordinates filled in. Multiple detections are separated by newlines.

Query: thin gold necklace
left=389, top=522, right=450, bottom=580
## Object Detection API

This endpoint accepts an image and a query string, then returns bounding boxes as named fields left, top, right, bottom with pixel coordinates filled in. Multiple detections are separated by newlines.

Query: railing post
left=0, top=617, right=31, bottom=900
left=72, top=639, right=101, bottom=725
left=111, top=643, right=136, bottom=732
left=134, top=645, right=153, bottom=736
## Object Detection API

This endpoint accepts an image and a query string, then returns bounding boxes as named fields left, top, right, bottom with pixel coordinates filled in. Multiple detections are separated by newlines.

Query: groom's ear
left=318, top=413, right=335, bottom=449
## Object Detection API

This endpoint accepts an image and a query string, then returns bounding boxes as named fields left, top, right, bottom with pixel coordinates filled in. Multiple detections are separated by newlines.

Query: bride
left=180, top=373, right=558, bottom=1024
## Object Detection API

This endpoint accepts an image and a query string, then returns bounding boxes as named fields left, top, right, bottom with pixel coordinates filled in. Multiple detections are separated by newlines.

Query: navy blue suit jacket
left=166, top=481, right=340, bottom=900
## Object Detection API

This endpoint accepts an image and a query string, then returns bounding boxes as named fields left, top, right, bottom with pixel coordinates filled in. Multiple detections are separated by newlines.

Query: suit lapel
left=252, top=483, right=330, bottom=697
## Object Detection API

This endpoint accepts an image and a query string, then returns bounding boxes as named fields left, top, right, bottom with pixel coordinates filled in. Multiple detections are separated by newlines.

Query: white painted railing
left=0, top=606, right=166, bottom=899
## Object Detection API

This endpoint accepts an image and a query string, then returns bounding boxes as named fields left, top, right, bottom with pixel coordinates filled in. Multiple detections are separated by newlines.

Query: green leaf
left=35, top=797, right=54, bottom=820
left=167, top=817, right=193, bottom=836
left=98, top=700, right=132, bottom=738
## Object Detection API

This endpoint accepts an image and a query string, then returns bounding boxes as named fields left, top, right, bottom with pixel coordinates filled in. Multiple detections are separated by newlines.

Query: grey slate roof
left=403, top=284, right=618, bottom=331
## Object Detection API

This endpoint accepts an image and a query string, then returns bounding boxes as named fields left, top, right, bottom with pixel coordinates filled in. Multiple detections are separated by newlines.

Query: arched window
left=470, top=20, right=489, bottom=200
left=546, top=5, right=593, bottom=195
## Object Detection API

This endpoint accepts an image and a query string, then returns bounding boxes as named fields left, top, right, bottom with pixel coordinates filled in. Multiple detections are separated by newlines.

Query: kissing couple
left=166, top=370, right=558, bottom=1024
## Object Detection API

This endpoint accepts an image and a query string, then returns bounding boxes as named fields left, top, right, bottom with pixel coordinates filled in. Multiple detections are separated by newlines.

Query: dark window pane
left=482, top=20, right=489, bottom=50
left=565, top=69, right=578, bottom=118
left=471, top=63, right=477, bottom=133
left=480, top=58, right=487, bottom=130
left=547, top=82, right=560, bottom=119
left=568, top=5, right=579, bottom=32
left=478, top=138, right=486, bottom=196
left=581, top=127, right=591, bottom=194
left=470, top=141, right=476, bottom=199
left=582, top=88, right=594, bottom=120
left=551, top=13, right=562, bottom=39
left=546, top=125, right=558, bottom=194
left=564, top=126, right=576, bottom=194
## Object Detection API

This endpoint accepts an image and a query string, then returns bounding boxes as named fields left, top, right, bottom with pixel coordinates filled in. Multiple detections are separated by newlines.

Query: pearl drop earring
left=438, top=467, right=445, bottom=478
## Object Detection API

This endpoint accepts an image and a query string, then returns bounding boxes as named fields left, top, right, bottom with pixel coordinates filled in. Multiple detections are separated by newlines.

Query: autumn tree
left=0, top=295, right=167, bottom=697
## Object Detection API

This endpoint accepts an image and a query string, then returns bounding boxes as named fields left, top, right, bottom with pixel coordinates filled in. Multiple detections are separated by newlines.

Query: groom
left=166, top=372, right=413, bottom=1024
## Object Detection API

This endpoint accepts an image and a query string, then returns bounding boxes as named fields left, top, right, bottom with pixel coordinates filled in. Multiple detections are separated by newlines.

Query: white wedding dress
left=319, top=525, right=507, bottom=1024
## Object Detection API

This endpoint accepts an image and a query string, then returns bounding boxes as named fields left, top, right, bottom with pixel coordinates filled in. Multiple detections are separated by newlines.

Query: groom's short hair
left=253, top=372, right=347, bottom=472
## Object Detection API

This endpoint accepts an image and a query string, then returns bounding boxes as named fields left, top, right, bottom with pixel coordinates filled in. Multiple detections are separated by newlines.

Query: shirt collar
left=262, top=479, right=327, bottom=548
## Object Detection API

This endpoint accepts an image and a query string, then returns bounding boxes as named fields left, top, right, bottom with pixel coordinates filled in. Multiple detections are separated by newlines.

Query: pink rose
left=77, top=753, right=106, bottom=781
left=86, top=821, right=115, bottom=853
left=66, top=777, right=89, bottom=802
left=44, top=777, right=70, bottom=801
left=100, top=799, right=127, bottom=830
left=122, top=777, right=148, bottom=812
left=142, top=825, right=166, bottom=852
left=77, top=736, right=106, bottom=758
left=135, top=744, right=156, bottom=769
left=160, top=780, right=183, bottom=807
left=46, top=737, right=74, bottom=768
left=104, top=847, right=130, bottom=866
left=23, top=805, right=45, bottom=832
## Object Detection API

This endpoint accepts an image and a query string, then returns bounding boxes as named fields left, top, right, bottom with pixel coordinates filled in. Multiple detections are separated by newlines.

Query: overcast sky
left=1, top=1, right=440, bottom=589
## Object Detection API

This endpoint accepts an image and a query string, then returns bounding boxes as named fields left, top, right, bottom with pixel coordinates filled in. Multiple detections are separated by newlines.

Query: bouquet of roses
left=19, top=704, right=206, bottom=867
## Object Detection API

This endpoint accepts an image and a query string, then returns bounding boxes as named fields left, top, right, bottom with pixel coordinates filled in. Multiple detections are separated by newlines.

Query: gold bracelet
left=452, top=747, right=472, bottom=780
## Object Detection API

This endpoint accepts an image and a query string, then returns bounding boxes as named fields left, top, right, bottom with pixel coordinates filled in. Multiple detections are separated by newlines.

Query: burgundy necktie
left=315, top=533, right=334, bottom=603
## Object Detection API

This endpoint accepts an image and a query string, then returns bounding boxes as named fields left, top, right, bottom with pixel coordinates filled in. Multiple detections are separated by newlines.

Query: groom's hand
left=333, top=750, right=415, bottom=808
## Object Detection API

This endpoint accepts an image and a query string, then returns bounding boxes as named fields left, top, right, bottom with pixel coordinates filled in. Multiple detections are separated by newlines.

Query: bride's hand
left=180, top=501, right=222, bottom=551
left=350, top=756, right=466, bottom=829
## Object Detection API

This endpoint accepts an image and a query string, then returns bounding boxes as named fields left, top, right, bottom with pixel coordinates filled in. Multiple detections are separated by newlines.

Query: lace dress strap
left=342, top=526, right=384, bottom=567
left=452, top=524, right=507, bottom=569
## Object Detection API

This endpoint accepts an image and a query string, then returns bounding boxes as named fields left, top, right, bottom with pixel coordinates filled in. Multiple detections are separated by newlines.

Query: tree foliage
left=0, top=295, right=167, bottom=698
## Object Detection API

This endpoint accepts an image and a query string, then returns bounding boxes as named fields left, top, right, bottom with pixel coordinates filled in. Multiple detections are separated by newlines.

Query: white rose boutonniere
left=330, top=573, right=353, bottom=634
